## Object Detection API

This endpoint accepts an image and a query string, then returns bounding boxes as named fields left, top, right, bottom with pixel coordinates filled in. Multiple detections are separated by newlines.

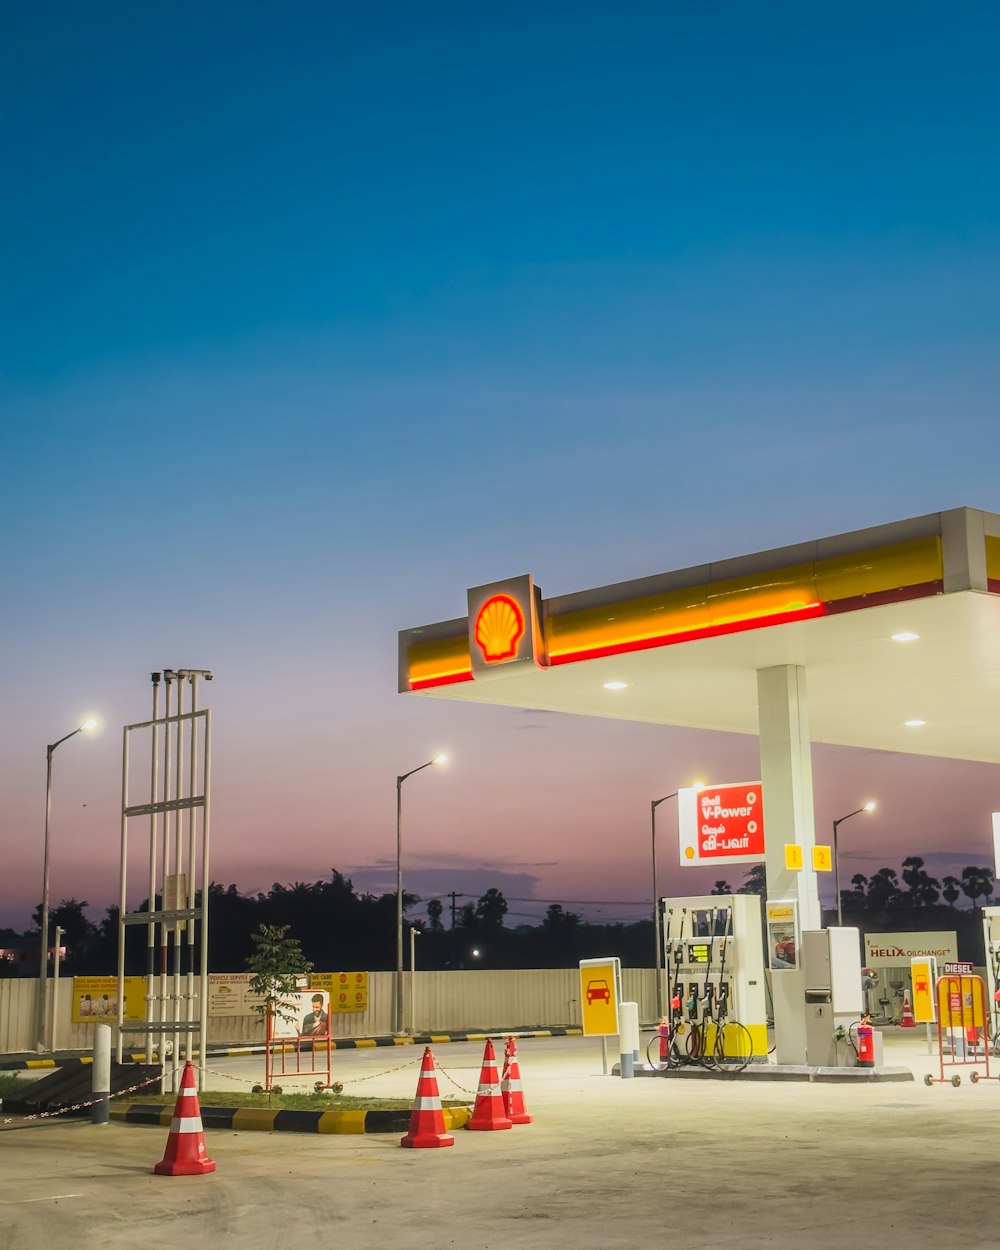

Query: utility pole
left=448, top=891, right=460, bottom=968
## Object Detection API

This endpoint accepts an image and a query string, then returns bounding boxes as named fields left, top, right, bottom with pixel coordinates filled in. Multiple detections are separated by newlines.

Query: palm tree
left=738, top=864, right=766, bottom=896
left=960, top=866, right=994, bottom=910
left=901, top=856, right=941, bottom=907
left=942, top=875, right=961, bottom=907
left=475, top=888, right=508, bottom=929
left=840, top=874, right=869, bottom=915
left=866, top=867, right=901, bottom=910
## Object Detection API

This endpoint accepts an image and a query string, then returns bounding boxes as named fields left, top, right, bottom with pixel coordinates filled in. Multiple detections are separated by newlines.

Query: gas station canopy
left=399, top=507, right=1000, bottom=764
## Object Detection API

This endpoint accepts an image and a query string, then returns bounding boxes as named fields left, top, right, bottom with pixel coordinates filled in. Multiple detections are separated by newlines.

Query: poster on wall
left=311, top=971, right=369, bottom=1013
left=208, top=972, right=259, bottom=1017
left=765, top=901, right=799, bottom=971
left=72, top=976, right=146, bottom=1023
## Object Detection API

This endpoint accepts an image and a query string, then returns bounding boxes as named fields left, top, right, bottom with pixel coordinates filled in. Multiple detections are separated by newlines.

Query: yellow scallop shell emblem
left=474, top=594, right=526, bottom=663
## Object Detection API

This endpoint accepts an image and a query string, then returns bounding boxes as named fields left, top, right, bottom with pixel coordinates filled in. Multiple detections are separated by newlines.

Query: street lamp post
left=650, top=792, right=678, bottom=1020
left=833, top=801, right=877, bottom=926
left=410, top=926, right=419, bottom=1035
left=651, top=781, right=704, bottom=1019
left=38, top=719, right=97, bottom=1050
left=395, top=755, right=446, bottom=1035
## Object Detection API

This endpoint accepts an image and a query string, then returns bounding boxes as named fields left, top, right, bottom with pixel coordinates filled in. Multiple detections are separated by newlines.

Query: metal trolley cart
left=926, top=972, right=989, bottom=1087
left=257, top=989, right=334, bottom=1094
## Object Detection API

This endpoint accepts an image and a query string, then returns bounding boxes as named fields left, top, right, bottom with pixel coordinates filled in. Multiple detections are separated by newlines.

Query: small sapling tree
left=246, top=923, right=314, bottom=1031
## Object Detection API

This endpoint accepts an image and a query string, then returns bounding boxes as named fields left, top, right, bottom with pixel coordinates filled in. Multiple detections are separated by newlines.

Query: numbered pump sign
left=678, top=782, right=765, bottom=866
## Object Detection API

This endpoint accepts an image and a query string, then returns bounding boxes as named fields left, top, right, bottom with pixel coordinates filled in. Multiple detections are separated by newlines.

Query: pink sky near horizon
left=4, top=671, right=998, bottom=935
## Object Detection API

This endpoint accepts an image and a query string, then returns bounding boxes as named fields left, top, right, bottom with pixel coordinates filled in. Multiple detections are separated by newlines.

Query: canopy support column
left=757, top=664, right=821, bottom=1065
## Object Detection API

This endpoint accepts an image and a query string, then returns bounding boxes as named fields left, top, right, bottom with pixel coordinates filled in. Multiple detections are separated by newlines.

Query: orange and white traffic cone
left=401, top=1046, right=454, bottom=1149
left=501, top=1036, right=533, bottom=1125
left=899, top=993, right=916, bottom=1028
left=153, top=1061, right=216, bottom=1176
left=466, top=1038, right=512, bottom=1131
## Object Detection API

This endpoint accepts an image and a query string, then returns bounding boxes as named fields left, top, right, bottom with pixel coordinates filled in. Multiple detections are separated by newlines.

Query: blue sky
left=2, top=3, right=999, bottom=931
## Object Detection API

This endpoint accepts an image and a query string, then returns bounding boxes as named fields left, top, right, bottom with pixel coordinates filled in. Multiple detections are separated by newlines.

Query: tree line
left=4, top=857, right=994, bottom=977
left=709, top=858, right=995, bottom=914
left=2, top=874, right=654, bottom=976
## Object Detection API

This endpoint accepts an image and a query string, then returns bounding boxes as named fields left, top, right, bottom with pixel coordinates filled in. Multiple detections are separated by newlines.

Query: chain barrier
left=2, top=1047, right=479, bottom=1127
left=199, top=1054, right=427, bottom=1089
left=434, top=1062, right=480, bottom=1097
left=1, top=1067, right=169, bottom=1128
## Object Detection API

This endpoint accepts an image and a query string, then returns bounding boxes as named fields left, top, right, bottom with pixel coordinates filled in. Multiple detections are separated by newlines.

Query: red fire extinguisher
left=856, top=1015, right=875, bottom=1068
left=658, top=1016, right=670, bottom=1062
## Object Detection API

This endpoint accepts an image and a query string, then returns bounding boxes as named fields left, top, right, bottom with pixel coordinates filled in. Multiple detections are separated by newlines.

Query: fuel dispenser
left=981, top=906, right=1000, bottom=1051
left=660, top=893, right=767, bottom=1062
left=801, top=928, right=866, bottom=1067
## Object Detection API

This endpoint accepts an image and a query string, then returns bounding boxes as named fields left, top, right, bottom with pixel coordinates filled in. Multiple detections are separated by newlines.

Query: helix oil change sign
left=678, top=782, right=765, bottom=866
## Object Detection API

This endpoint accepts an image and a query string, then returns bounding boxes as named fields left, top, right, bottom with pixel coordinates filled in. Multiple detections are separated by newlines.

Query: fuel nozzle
left=685, top=987, right=699, bottom=1018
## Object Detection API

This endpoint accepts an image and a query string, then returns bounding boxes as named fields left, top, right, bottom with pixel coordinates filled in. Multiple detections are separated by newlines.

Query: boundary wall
left=0, top=968, right=655, bottom=1053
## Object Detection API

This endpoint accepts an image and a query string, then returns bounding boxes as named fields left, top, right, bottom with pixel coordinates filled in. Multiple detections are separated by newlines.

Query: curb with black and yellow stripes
left=1, top=1026, right=583, bottom=1069
left=111, top=1102, right=472, bottom=1134
left=208, top=1025, right=583, bottom=1060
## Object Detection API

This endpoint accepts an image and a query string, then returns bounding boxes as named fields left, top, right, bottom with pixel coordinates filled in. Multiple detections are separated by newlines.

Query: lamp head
left=81, top=718, right=98, bottom=732
left=433, top=754, right=448, bottom=766
left=863, top=801, right=876, bottom=813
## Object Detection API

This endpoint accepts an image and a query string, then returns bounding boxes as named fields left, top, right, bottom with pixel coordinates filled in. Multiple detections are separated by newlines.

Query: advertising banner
left=72, top=976, right=146, bottom=1024
left=765, top=901, right=799, bottom=972
left=208, top=972, right=267, bottom=1017
left=678, top=782, right=765, bottom=866
left=310, top=971, right=370, bottom=1013
left=294, top=989, right=331, bottom=1038
left=863, top=932, right=958, bottom=969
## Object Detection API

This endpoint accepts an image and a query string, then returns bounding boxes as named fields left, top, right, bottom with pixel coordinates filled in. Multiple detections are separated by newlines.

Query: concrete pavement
left=3, top=1031, right=998, bottom=1249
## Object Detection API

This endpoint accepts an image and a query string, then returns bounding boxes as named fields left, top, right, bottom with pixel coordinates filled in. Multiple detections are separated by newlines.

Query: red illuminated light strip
left=547, top=602, right=825, bottom=666
left=410, top=668, right=473, bottom=691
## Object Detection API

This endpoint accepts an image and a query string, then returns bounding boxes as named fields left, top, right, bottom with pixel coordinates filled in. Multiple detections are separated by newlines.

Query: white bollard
left=619, top=1001, right=640, bottom=1079
left=92, top=1024, right=111, bottom=1125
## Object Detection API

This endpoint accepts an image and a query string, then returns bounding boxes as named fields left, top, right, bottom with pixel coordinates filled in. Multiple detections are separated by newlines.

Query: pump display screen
left=687, top=943, right=710, bottom=964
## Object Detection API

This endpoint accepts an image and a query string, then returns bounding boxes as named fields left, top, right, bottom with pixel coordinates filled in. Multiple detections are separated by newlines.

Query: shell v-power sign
left=678, top=782, right=765, bottom=866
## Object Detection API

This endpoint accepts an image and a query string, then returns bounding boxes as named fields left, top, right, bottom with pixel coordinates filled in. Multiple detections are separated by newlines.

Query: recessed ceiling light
left=904, top=719, right=926, bottom=728
left=891, top=632, right=920, bottom=642
left=603, top=681, right=628, bottom=691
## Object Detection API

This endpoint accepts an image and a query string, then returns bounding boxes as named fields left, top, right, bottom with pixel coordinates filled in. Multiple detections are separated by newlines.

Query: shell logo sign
left=474, top=594, right=526, bottom=662
left=466, top=574, right=547, bottom=676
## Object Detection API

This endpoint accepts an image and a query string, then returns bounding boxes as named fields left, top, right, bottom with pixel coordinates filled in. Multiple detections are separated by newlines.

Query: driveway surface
left=2, top=1032, right=995, bottom=1250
